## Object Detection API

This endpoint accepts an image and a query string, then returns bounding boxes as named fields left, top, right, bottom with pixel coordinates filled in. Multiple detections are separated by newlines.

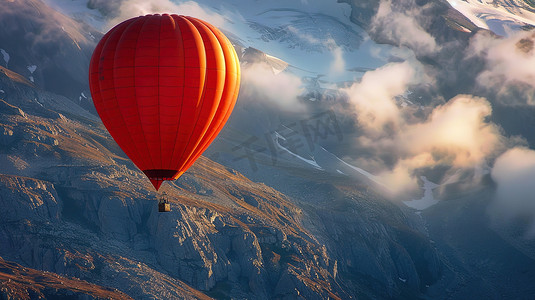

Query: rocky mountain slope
left=0, top=256, right=132, bottom=300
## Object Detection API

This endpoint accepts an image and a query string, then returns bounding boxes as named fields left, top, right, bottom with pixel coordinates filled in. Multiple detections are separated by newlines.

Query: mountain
left=445, top=0, right=535, bottom=36
left=1, top=0, right=535, bottom=299
left=0, top=0, right=98, bottom=112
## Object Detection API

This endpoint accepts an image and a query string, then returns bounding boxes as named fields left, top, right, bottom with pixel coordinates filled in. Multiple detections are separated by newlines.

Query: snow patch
left=274, top=131, right=323, bottom=170
left=27, top=65, right=37, bottom=74
left=403, top=176, right=439, bottom=210
left=265, top=54, right=289, bottom=74
left=339, top=158, right=388, bottom=189
left=79, top=92, right=88, bottom=102
left=27, top=65, right=37, bottom=83
left=0, top=49, right=9, bottom=67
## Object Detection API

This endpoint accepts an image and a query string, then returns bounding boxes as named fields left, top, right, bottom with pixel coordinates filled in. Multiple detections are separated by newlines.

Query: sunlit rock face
left=0, top=175, right=61, bottom=222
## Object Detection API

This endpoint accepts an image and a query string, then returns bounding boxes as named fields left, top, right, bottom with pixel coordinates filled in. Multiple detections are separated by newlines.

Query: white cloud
left=344, top=61, right=505, bottom=195
left=471, top=30, right=535, bottom=104
left=490, top=147, right=535, bottom=238
left=286, top=27, right=346, bottom=75
left=378, top=95, right=503, bottom=194
left=371, top=0, right=439, bottom=56
left=344, top=61, right=415, bottom=136
left=108, top=0, right=226, bottom=30
left=287, top=26, right=321, bottom=45
left=329, top=41, right=345, bottom=75
left=400, top=95, right=503, bottom=168
left=241, top=62, right=305, bottom=113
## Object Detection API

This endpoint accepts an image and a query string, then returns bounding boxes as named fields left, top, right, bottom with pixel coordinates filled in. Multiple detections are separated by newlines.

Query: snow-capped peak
left=448, top=0, right=535, bottom=36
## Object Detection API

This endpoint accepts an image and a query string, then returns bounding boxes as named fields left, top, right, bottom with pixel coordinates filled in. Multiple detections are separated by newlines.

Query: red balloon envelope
left=89, top=14, right=240, bottom=190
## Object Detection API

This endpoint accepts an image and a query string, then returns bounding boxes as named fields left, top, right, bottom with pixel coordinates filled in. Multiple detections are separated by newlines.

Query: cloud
left=377, top=158, right=425, bottom=194
left=490, top=147, right=535, bottom=238
left=240, top=62, right=305, bottom=113
left=286, top=27, right=346, bottom=75
left=471, top=30, right=535, bottom=105
left=400, top=95, right=503, bottom=168
left=370, top=0, right=439, bottom=56
left=286, top=26, right=322, bottom=45
left=344, top=61, right=414, bottom=136
left=0, top=0, right=91, bottom=48
left=344, top=61, right=506, bottom=195
left=381, top=95, right=504, bottom=194
left=107, top=0, right=226, bottom=30
left=328, top=40, right=345, bottom=75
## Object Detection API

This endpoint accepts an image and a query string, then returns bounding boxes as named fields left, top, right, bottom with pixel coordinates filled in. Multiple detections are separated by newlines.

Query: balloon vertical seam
left=104, top=20, right=144, bottom=168
left=135, top=17, right=157, bottom=169
left=167, top=15, right=188, bottom=169
left=157, top=16, right=162, bottom=169
left=175, top=17, right=220, bottom=172
left=117, top=18, right=150, bottom=170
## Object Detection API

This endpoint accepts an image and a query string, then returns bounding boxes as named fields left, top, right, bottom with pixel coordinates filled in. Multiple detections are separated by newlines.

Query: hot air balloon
left=89, top=14, right=240, bottom=192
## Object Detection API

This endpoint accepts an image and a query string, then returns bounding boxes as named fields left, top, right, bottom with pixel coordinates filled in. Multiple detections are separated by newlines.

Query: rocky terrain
left=0, top=256, right=132, bottom=300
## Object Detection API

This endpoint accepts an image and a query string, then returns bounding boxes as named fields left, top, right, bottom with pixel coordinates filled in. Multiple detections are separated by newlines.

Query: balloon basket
left=158, top=192, right=171, bottom=212
left=158, top=202, right=170, bottom=213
